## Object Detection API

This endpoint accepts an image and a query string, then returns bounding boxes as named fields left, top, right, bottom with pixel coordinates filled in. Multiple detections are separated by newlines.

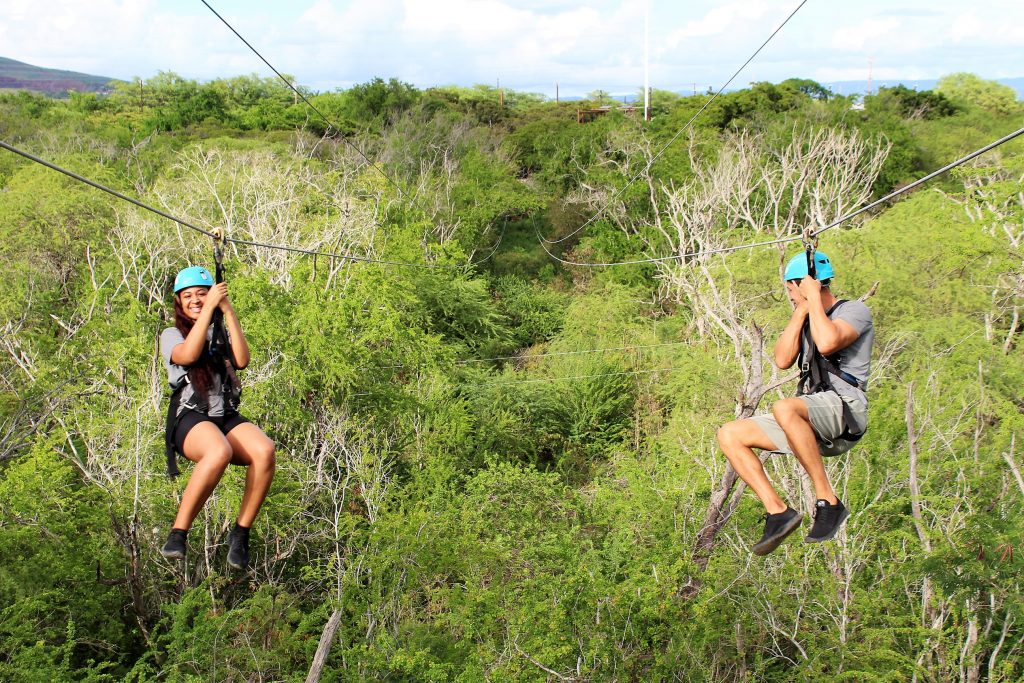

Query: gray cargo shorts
left=749, top=391, right=868, bottom=457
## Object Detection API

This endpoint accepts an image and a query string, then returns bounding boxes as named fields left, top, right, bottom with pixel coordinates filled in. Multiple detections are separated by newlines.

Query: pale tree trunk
left=302, top=410, right=396, bottom=681
left=906, top=383, right=947, bottom=679
left=306, top=609, right=344, bottom=683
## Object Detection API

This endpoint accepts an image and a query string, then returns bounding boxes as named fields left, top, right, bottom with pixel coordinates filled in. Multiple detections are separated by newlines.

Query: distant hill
left=0, top=56, right=117, bottom=97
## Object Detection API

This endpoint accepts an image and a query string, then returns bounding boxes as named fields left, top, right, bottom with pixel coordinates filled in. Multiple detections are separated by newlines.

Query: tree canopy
left=0, top=71, right=1022, bottom=681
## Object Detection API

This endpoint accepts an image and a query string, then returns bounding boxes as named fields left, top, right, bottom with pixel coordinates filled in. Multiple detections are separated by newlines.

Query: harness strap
left=796, top=299, right=866, bottom=442
left=164, top=382, right=185, bottom=477
left=210, top=244, right=229, bottom=358
left=209, top=239, right=241, bottom=412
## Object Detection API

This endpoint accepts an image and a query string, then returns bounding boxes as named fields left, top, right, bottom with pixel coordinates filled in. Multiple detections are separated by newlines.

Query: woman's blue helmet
left=784, top=251, right=834, bottom=282
left=173, top=266, right=214, bottom=293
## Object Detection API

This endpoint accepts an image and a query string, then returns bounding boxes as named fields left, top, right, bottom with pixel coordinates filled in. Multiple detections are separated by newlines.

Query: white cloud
left=830, top=18, right=901, bottom=52
left=0, top=0, right=1021, bottom=96
left=813, top=65, right=920, bottom=83
left=665, top=0, right=773, bottom=44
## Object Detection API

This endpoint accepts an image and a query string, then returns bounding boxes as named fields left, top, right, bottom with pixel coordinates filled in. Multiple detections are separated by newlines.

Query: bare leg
left=717, top=419, right=788, bottom=514
left=772, top=398, right=838, bottom=504
left=226, top=423, right=276, bottom=528
left=174, top=423, right=233, bottom=530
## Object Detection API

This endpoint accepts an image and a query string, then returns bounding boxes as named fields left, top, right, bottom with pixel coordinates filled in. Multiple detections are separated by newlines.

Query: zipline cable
left=481, top=366, right=674, bottom=387
left=811, top=125, right=1024, bottom=238
left=13, top=123, right=1021, bottom=272
left=537, top=225, right=802, bottom=267
left=198, top=0, right=417, bottom=208
left=351, top=363, right=675, bottom=396
left=539, top=125, right=1024, bottom=268
left=0, top=139, right=501, bottom=270
left=0, top=140, right=218, bottom=240
left=542, top=0, right=809, bottom=246
left=371, top=340, right=691, bottom=371
left=456, top=340, right=686, bottom=365
left=199, top=0, right=513, bottom=269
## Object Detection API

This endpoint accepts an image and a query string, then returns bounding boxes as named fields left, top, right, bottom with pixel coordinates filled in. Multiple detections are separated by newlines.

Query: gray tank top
left=160, top=326, right=226, bottom=417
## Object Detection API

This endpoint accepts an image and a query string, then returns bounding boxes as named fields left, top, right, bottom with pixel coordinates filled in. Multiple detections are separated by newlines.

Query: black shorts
left=174, top=409, right=250, bottom=455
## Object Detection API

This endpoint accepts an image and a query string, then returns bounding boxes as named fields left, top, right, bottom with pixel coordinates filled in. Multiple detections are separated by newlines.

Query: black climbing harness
left=796, top=300, right=865, bottom=443
left=163, top=231, right=242, bottom=477
left=795, top=228, right=865, bottom=442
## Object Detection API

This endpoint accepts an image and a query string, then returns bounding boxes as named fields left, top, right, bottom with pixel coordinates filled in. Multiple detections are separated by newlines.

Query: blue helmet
left=784, top=251, right=834, bottom=282
left=173, top=266, right=214, bottom=293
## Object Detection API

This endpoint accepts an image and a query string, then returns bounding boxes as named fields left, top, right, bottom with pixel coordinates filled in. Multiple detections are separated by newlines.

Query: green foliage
left=1, top=73, right=1022, bottom=682
left=505, top=103, right=610, bottom=189
left=936, top=72, right=1022, bottom=116
left=637, top=87, right=684, bottom=116
left=868, top=84, right=959, bottom=120
left=491, top=274, right=567, bottom=348
left=780, top=77, right=833, bottom=101
left=308, top=77, right=420, bottom=136
left=714, top=80, right=817, bottom=128
left=141, top=72, right=230, bottom=132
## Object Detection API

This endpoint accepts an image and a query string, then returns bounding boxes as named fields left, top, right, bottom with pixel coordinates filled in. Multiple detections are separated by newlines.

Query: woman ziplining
left=159, top=261, right=276, bottom=571
left=716, top=247, right=874, bottom=555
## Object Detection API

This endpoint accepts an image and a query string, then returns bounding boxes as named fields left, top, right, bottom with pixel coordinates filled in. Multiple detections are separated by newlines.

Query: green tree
left=868, top=84, right=959, bottom=119
left=780, top=77, right=833, bottom=100
left=936, top=72, right=1021, bottom=115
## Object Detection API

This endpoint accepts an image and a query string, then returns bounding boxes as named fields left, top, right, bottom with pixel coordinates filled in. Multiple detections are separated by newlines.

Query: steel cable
left=539, top=125, right=1024, bottom=268
left=542, top=0, right=809, bottom=246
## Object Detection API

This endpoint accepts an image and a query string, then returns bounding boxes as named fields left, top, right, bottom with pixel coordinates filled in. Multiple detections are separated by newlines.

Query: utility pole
left=556, top=82, right=559, bottom=103
left=138, top=79, right=144, bottom=114
left=643, top=0, right=650, bottom=121
left=867, top=57, right=874, bottom=96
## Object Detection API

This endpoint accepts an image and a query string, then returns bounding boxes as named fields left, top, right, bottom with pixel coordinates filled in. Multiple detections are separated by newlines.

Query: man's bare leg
left=771, top=397, right=838, bottom=505
left=717, top=419, right=788, bottom=514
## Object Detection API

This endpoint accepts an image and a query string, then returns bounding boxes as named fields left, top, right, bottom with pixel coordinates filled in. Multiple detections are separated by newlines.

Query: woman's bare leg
left=173, top=422, right=234, bottom=530
left=226, top=423, right=276, bottom=528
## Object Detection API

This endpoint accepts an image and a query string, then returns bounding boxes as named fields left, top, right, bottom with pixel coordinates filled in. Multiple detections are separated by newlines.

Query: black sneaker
left=752, top=507, right=802, bottom=556
left=161, top=529, right=187, bottom=560
left=805, top=499, right=850, bottom=543
left=226, top=525, right=250, bottom=571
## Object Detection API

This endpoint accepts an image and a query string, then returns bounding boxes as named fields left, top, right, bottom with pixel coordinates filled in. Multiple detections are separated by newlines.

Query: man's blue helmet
left=173, top=266, right=214, bottom=293
left=784, top=251, right=834, bottom=282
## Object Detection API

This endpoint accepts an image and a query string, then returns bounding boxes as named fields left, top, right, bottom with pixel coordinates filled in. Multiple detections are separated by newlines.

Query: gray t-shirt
left=160, top=326, right=226, bottom=417
left=802, top=299, right=874, bottom=404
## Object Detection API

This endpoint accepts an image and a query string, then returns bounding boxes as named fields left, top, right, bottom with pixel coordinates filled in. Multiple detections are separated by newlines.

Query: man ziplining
left=716, top=250, right=874, bottom=556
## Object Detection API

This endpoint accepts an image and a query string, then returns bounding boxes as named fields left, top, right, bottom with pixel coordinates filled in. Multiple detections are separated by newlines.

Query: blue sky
left=2, top=0, right=1022, bottom=97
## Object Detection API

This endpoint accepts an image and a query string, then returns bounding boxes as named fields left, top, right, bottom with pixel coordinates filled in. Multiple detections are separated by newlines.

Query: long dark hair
left=173, top=295, right=214, bottom=397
